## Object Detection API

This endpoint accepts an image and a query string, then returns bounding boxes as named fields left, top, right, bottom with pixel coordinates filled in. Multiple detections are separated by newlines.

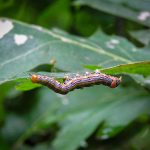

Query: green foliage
left=75, top=0, right=150, bottom=27
left=0, top=0, right=150, bottom=150
left=37, top=0, right=72, bottom=30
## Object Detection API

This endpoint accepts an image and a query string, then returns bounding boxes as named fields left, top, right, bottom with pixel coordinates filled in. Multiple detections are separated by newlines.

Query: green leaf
left=1, top=87, right=63, bottom=148
left=130, top=29, right=150, bottom=45
left=2, top=86, right=150, bottom=150
left=1, top=18, right=150, bottom=85
left=15, top=78, right=41, bottom=91
left=52, top=86, right=150, bottom=150
left=100, top=61, right=150, bottom=77
left=74, top=0, right=150, bottom=27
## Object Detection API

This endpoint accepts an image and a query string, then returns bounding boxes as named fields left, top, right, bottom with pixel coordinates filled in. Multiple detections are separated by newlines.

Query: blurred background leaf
left=1, top=86, right=150, bottom=150
left=74, top=0, right=150, bottom=27
left=37, top=0, right=72, bottom=30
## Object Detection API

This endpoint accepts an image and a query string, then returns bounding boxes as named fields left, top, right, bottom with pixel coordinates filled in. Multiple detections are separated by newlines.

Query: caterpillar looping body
left=30, top=72, right=121, bottom=95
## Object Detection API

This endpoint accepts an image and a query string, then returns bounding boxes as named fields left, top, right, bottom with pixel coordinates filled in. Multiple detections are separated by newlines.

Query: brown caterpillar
left=30, top=71, right=121, bottom=95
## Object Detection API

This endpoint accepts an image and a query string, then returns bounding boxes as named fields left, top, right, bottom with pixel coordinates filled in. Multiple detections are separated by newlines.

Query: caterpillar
left=30, top=70, right=121, bottom=95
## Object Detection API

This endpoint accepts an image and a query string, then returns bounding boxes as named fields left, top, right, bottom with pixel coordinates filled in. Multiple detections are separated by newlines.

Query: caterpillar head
left=110, top=76, right=122, bottom=88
